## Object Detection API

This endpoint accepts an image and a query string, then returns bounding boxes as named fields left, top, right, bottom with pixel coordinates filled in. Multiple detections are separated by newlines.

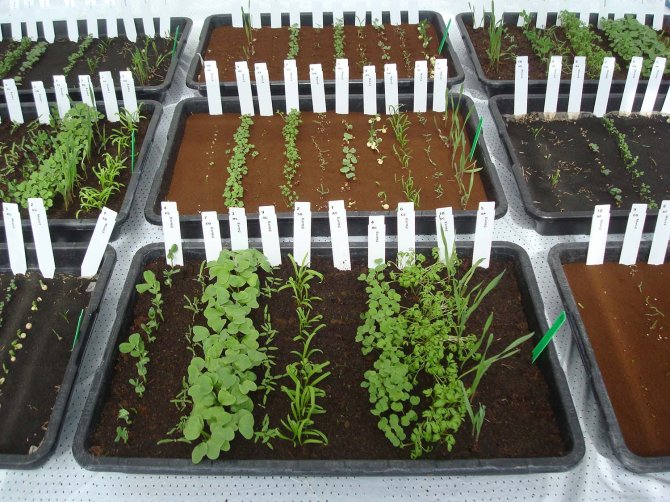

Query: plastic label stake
left=355, top=9, right=366, bottom=26
left=514, top=56, right=528, bottom=116
left=3, top=79, right=24, bottom=124
left=270, top=3, right=281, bottom=28
left=384, top=63, right=399, bottom=114
left=28, top=198, right=55, bottom=279
left=619, top=204, right=647, bottom=265
left=371, top=9, right=383, bottom=25
left=472, top=201, right=495, bottom=268
left=641, top=57, right=666, bottom=114
left=142, top=15, right=155, bottom=38
left=51, top=76, right=71, bottom=118
left=2, top=203, right=27, bottom=275
left=289, top=8, right=301, bottom=27
left=363, top=66, right=377, bottom=115
left=531, top=311, right=566, bottom=363
left=229, top=207, right=249, bottom=251
left=332, top=8, right=344, bottom=25
left=432, top=59, right=448, bottom=113
left=204, top=61, right=223, bottom=115
left=160, top=201, right=184, bottom=266
left=390, top=1, right=401, bottom=25
left=413, top=60, right=428, bottom=113
left=43, top=16, right=56, bottom=43
left=662, top=89, right=670, bottom=115
left=586, top=205, right=610, bottom=265
left=79, top=75, right=97, bottom=109
left=544, top=56, right=562, bottom=115
left=397, top=202, right=415, bottom=269
left=567, top=56, right=585, bottom=116
left=328, top=200, right=351, bottom=271
left=259, top=206, right=281, bottom=266
left=119, top=71, right=138, bottom=118
left=81, top=207, right=116, bottom=277
left=107, top=16, right=119, bottom=39
left=368, top=215, right=386, bottom=269
left=407, top=2, right=419, bottom=24
left=31, top=81, right=50, bottom=125
left=122, top=16, right=137, bottom=42
left=9, top=0, right=21, bottom=40
left=232, top=1, right=243, bottom=27
left=335, top=59, right=349, bottom=114
left=250, top=4, right=261, bottom=29
left=620, top=56, right=643, bottom=115
left=284, top=60, right=300, bottom=113
left=66, top=16, right=79, bottom=42
left=254, top=63, right=273, bottom=116
left=436, top=207, right=455, bottom=262
left=86, top=14, right=99, bottom=39
left=235, top=61, right=255, bottom=116
left=312, top=1, right=324, bottom=28
left=310, top=64, right=327, bottom=113
left=99, top=71, right=120, bottom=122
left=201, top=211, right=222, bottom=263
left=536, top=8, right=548, bottom=29
left=593, top=57, right=615, bottom=117
left=649, top=200, right=670, bottom=265
left=293, top=202, right=311, bottom=267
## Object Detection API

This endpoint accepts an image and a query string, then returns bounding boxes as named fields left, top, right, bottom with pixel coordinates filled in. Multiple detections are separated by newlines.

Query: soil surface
left=88, top=253, right=568, bottom=461
left=0, top=272, right=91, bottom=455
left=162, top=110, right=488, bottom=214
left=564, top=262, right=670, bottom=457
left=504, top=113, right=670, bottom=211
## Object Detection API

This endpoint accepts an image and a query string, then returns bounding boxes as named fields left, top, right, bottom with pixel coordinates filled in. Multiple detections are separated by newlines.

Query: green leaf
left=238, top=411, right=254, bottom=439
left=184, top=415, right=203, bottom=441
left=191, top=442, right=208, bottom=464
left=192, top=325, right=210, bottom=342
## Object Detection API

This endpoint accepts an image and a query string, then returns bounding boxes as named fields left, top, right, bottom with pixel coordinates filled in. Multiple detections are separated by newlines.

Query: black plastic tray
left=1, top=17, right=191, bottom=101
left=489, top=92, right=666, bottom=235
left=74, top=240, right=584, bottom=475
left=549, top=240, right=670, bottom=472
left=145, top=92, right=506, bottom=238
left=456, top=12, right=670, bottom=97
left=0, top=243, right=115, bottom=469
left=186, top=11, right=465, bottom=96
left=0, top=99, right=162, bottom=244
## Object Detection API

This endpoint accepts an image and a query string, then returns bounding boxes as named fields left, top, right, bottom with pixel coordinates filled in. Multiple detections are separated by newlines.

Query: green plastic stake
left=131, top=130, right=136, bottom=173
left=468, top=117, right=483, bottom=161
left=438, top=19, right=451, bottom=54
left=72, top=308, right=85, bottom=350
left=532, top=311, right=566, bottom=363
left=171, top=25, right=180, bottom=60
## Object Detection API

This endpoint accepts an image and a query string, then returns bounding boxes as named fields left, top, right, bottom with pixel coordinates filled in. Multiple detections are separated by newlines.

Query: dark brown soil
left=88, top=254, right=568, bottom=461
left=0, top=272, right=91, bottom=454
left=504, top=113, right=670, bottom=211
left=564, top=262, right=670, bottom=457
left=162, top=110, right=488, bottom=214
left=199, top=23, right=453, bottom=82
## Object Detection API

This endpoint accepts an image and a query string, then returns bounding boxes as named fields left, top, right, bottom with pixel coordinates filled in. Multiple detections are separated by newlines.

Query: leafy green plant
left=119, top=333, right=149, bottom=397
left=333, top=18, right=345, bottom=61
left=287, top=24, right=300, bottom=60
left=0, top=278, right=17, bottom=330
left=76, top=153, right=126, bottom=216
left=223, top=115, right=257, bottom=207
left=520, top=11, right=569, bottom=65
left=0, top=38, right=32, bottom=79
left=12, top=41, right=48, bottom=85
left=279, top=110, right=302, bottom=207
left=373, top=19, right=391, bottom=61
left=559, top=11, right=613, bottom=79
left=62, top=36, right=93, bottom=77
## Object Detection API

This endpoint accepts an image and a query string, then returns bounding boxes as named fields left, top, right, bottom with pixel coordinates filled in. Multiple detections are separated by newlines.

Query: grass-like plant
left=387, top=106, right=412, bottom=169
left=241, top=2, right=256, bottom=59
left=127, top=36, right=172, bottom=86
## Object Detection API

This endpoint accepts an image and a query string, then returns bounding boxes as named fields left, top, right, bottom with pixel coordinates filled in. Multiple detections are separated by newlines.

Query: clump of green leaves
left=559, top=11, right=613, bottom=79
left=373, top=19, right=391, bottom=61
left=63, top=36, right=93, bottom=77
left=333, top=18, right=345, bottom=61
left=287, top=24, right=300, bottom=60
left=223, top=115, right=257, bottom=207
left=0, top=38, right=32, bottom=79
left=340, top=120, right=358, bottom=180
left=12, top=41, right=48, bottom=85
left=279, top=110, right=301, bottom=207
left=520, top=11, right=569, bottom=65
left=0, top=278, right=18, bottom=330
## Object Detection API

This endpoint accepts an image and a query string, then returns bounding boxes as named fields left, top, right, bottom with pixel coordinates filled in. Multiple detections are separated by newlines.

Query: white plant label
left=662, top=89, right=670, bottom=115
left=335, top=59, right=349, bottom=114
left=435, top=207, right=455, bottom=263
left=43, top=18, right=56, bottom=42
left=160, top=201, right=184, bottom=266
left=432, top=59, right=448, bottom=113
left=620, top=56, right=643, bottom=115
left=27, top=19, right=39, bottom=41
left=53, top=76, right=72, bottom=118
left=204, top=61, right=223, bottom=115
left=201, top=211, right=222, bottom=263
left=332, top=8, right=344, bottom=25
left=384, top=64, right=399, bottom=114
left=593, top=57, right=615, bottom=117
left=123, top=17, right=137, bottom=42
left=99, top=71, right=120, bottom=122
left=79, top=75, right=97, bottom=109
left=293, top=202, right=311, bottom=267
left=66, top=17, right=79, bottom=42
left=413, top=60, right=428, bottom=113
left=3, top=79, right=24, bottom=124
left=9, top=0, right=21, bottom=40
left=309, top=64, right=327, bottom=113
left=514, top=56, right=528, bottom=116
left=28, top=198, right=55, bottom=279
left=312, top=1, right=323, bottom=28
left=641, top=57, right=666, bottom=114
left=142, top=16, right=155, bottom=37
left=159, top=16, right=169, bottom=37
left=355, top=9, right=366, bottom=26
left=472, top=201, right=495, bottom=268
left=516, top=11, right=525, bottom=28
left=368, top=215, right=386, bottom=269
left=270, top=3, right=281, bottom=28
left=371, top=9, right=383, bottom=25
left=567, top=56, right=585, bottom=116
left=363, top=66, right=377, bottom=115
left=81, top=207, right=116, bottom=277
left=31, top=81, right=50, bottom=125
left=390, top=1, right=401, bottom=25
left=289, top=8, right=301, bottom=27
left=397, top=202, right=415, bottom=269
left=649, top=200, right=670, bottom=265
left=232, top=2, right=243, bottom=28
left=107, top=17, right=119, bottom=38
left=407, top=2, right=419, bottom=24
left=328, top=200, right=351, bottom=271
left=474, top=7, right=484, bottom=29
left=254, top=63, right=273, bottom=117
left=119, top=71, right=139, bottom=117
left=250, top=5, right=262, bottom=29
left=2, top=203, right=27, bottom=275
left=536, top=9, right=548, bottom=29
left=586, top=205, right=610, bottom=265
left=619, top=204, right=647, bottom=265
left=235, top=61, right=254, bottom=116
left=229, top=207, right=249, bottom=251
left=87, top=16, right=99, bottom=39
left=544, top=56, right=562, bottom=115
left=259, top=206, right=281, bottom=266
left=284, top=60, right=300, bottom=113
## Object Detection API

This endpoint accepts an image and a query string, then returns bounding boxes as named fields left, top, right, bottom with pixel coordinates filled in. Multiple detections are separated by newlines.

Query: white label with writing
left=619, top=204, right=647, bottom=265
left=397, top=202, right=415, bottom=269
left=259, top=206, right=281, bottom=266
left=407, top=2, right=419, bottom=24
left=235, top=61, right=254, bottom=116
left=641, top=57, right=666, bottom=114
left=432, top=59, right=448, bottom=113
left=229, top=207, right=249, bottom=251
left=368, top=215, right=386, bottom=268
left=536, top=9, right=548, bottom=29
left=204, top=61, right=223, bottom=115
left=160, top=201, right=184, bottom=266
left=284, top=60, right=300, bottom=113
left=232, top=2, right=243, bottom=28
left=28, top=198, right=55, bottom=278
left=514, top=56, right=528, bottom=116
left=123, top=17, right=137, bottom=42
left=81, top=207, right=116, bottom=277
left=254, top=63, right=273, bottom=116
left=567, top=56, right=585, bottom=116
left=436, top=207, right=455, bottom=263
left=390, top=1, right=401, bottom=25
left=384, top=64, right=399, bottom=114
left=413, top=60, right=428, bottom=113
left=293, top=202, right=311, bottom=266
left=335, top=59, right=349, bottom=114
left=620, top=56, right=643, bottom=115
left=649, top=200, right=670, bottom=265
left=2, top=203, right=27, bottom=275
left=53, top=75, right=72, bottom=118
left=119, top=71, right=138, bottom=117
left=271, top=3, right=281, bottom=28
left=328, top=200, right=351, bottom=271
left=544, top=56, right=562, bottom=115
left=363, top=66, right=377, bottom=115
left=79, top=75, right=97, bottom=109
left=201, top=211, right=222, bottom=263
left=3, top=79, right=24, bottom=123
left=472, top=201, right=495, bottom=268
left=586, top=205, right=610, bottom=265
left=593, top=57, right=615, bottom=117
left=99, top=71, right=120, bottom=121
left=31, top=81, right=50, bottom=125
left=310, top=64, right=326, bottom=113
